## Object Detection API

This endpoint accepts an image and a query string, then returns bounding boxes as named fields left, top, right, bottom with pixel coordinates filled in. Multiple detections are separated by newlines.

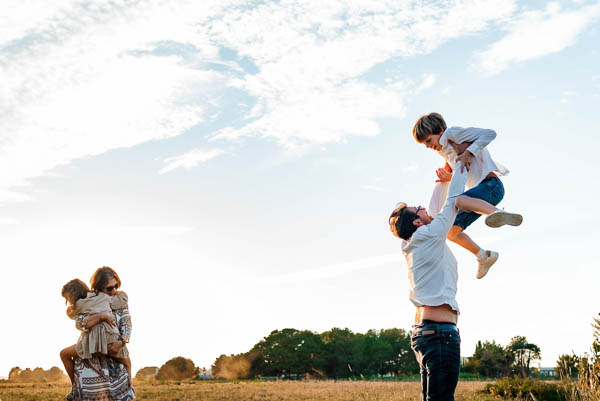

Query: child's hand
left=456, top=151, right=474, bottom=172
left=435, top=168, right=452, bottom=182
left=102, top=312, right=117, bottom=327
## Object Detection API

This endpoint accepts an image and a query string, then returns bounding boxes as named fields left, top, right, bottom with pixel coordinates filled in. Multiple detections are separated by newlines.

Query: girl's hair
left=389, top=203, right=419, bottom=240
left=412, top=112, right=447, bottom=143
left=90, top=266, right=122, bottom=293
left=61, top=279, right=89, bottom=305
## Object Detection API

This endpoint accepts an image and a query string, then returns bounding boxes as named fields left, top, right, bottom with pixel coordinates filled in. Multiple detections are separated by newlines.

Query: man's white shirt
left=401, top=162, right=468, bottom=313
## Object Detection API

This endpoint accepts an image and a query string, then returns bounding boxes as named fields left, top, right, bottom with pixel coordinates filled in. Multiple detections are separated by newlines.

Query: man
left=388, top=162, right=520, bottom=400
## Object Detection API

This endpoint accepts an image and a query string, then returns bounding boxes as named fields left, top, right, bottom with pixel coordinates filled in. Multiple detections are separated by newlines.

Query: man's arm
left=447, top=127, right=496, bottom=157
left=423, top=161, right=467, bottom=238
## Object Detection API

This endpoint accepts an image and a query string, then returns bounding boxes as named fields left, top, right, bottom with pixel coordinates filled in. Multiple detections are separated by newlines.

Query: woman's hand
left=107, top=341, right=123, bottom=357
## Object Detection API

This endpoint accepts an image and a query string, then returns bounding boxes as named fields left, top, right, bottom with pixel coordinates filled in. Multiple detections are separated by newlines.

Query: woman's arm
left=107, top=308, right=132, bottom=357
left=116, top=308, right=132, bottom=343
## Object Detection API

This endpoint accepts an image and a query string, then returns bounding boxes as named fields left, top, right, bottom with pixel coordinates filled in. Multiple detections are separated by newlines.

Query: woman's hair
left=389, top=203, right=419, bottom=240
left=412, top=112, right=447, bottom=143
left=90, top=266, right=122, bottom=293
left=61, top=279, right=89, bottom=305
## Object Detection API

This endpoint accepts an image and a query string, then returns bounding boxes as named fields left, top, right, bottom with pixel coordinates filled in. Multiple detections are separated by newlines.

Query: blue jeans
left=454, top=176, right=504, bottom=230
left=411, top=321, right=461, bottom=401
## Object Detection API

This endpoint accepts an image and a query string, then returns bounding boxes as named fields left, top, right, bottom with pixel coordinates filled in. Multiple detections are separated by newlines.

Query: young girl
left=59, top=279, right=132, bottom=385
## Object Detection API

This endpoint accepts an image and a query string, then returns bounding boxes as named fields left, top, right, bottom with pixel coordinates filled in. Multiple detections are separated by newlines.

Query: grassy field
left=0, top=380, right=502, bottom=401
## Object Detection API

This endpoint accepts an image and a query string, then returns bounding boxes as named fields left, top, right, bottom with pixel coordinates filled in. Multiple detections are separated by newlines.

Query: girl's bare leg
left=60, top=345, right=78, bottom=384
left=115, top=356, right=132, bottom=379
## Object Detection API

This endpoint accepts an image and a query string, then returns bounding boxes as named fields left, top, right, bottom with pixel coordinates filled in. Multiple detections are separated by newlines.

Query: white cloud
left=0, top=0, right=230, bottom=202
left=121, top=225, right=195, bottom=235
left=416, top=73, right=437, bottom=93
left=210, top=0, right=515, bottom=148
left=159, top=149, right=225, bottom=174
left=474, top=1, right=600, bottom=75
left=1, top=0, right=516, bottom=202
left=252, top=253, right=403, bottom=284
left=402, top=163, right=418, bottom=173
left=560, top=90, right=578, bottom=103
left=0, top=216, right=18, bottom=225
left=362, top=185, right=390, bottom=193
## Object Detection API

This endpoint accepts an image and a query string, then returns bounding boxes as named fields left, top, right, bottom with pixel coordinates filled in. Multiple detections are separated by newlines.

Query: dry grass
left=0, top=380, right=499, bottom=401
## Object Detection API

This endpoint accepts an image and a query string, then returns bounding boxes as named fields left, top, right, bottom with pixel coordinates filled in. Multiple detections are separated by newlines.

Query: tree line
left=210, top=327, right=552, bottom=380
left=462, top=336, right=541, bottom=378
left=212, top=328, right=418, bottom=380
left=7, top=366, right=67, bottom=382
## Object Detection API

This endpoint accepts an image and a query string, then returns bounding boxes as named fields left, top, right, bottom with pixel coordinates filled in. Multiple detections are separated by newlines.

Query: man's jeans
left=411, top=321, right=461, bottom=401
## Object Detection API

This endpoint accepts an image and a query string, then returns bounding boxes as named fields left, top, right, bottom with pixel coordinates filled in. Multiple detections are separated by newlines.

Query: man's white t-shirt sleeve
left=422, top=161, right=467, bottom=238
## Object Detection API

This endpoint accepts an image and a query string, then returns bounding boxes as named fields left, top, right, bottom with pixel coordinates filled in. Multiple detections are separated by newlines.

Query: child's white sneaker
left=477, top=250, right=498, bottom=279
left=485, top=209, right=523, bottom=228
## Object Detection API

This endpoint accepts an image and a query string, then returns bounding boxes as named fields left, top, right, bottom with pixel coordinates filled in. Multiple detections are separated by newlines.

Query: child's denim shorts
left=454, top=176, right=504, bottom=230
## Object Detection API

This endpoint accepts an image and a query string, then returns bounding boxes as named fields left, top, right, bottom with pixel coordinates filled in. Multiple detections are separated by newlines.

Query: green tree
left=378, top=328, right=419, bottom=375
left=156, top=356, right=198, bottom=380
left=362, top=331, right=394, bottom=375
left=463, top=340, right=505, bottom=378
left=321, top=328, right=356, bottom=378
left=555, top=354, right=579, bottom=379
left=506, top=336, right=541, bottom=377
left=249, top=328, right=325, bottom=378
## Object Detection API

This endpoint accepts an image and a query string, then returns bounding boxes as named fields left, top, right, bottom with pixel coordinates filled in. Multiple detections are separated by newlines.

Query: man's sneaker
left=477, top=251, right=498, bottom=279
left=485, top=210, right=523, bottom=228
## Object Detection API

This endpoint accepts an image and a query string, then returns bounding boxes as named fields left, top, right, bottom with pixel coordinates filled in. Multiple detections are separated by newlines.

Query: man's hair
left=61, top=278, right=89, bottom=305
left=412, top=112, right=447, bottom=143
left=389, top=203, right=419, bottom=240
left=90, top=266, right=121, bottom=293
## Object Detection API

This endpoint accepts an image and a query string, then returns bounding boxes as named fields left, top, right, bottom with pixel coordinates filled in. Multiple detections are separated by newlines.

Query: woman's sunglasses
left=105, top=284, right=119, bottom=292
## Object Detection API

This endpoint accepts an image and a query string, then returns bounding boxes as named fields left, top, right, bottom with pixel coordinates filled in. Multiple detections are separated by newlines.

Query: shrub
left=156, top=357, right=198, bottom=380
left=484, top=376, right=567, bottom=401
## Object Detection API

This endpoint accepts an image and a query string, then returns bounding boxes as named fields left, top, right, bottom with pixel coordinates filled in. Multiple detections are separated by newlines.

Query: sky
left=1, top=0, right=600, bottom=378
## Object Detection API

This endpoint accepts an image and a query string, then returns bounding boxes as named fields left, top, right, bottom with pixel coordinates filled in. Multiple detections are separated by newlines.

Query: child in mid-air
left=412, top=112, right=523, bottom=278
left=59, top=279, right=132, bottom=384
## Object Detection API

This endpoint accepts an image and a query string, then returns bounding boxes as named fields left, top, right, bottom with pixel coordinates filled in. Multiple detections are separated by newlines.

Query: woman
left=69, top=266, right=135, bottom=401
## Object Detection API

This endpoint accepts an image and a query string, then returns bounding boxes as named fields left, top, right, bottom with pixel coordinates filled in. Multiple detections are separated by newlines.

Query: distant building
left=197, top=373, right=213, bottom=380
left=539, top=367, right=556, bottom=377
left=197, top=368, right=213, bottom=380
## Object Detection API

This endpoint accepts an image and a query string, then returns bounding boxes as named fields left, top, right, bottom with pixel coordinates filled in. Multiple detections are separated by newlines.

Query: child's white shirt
left=439, top=126, right=509, bottom=190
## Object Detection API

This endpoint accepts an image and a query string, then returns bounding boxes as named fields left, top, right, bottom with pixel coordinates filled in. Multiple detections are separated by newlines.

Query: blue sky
left=1, top=0, right=600, bottom=377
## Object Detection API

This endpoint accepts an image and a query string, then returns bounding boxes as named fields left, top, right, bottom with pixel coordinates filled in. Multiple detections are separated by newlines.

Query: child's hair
left=62, top=279, right=90, bottom=305
left=389, top=203, right=419, bottom=240
left=412, top=112, right=447, bottom=143
left=90, top=266, right=121, bottom=293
